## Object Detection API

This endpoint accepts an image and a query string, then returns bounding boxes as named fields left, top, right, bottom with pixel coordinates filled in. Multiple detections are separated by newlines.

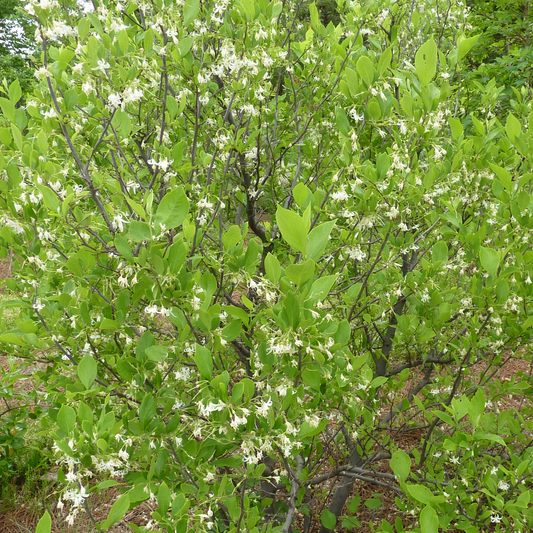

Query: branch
left=281, top=455, right=304, bottom=533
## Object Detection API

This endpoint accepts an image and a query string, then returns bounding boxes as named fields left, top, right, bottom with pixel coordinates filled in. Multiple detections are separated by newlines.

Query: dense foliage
left=462, top=0, right=533, bottom=114
left=0, top=0, right=36, bottom=96
left=1, top=0, right=533, bottom=532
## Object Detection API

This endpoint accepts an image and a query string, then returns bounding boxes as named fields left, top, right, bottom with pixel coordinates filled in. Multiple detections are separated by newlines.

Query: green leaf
left=370, top=376, right=388, bottom=388
left=432, top=241, right=448, bottom=264
left=36, top=184, right=59, bottom=212
left=271, top=1, right=282, bottom=18
left=276, top=206, right=309, bottom=254
left=377, top=47, right=392, bottom=75
left=154, top=186, right=189, bottom=231
left=57, top=405, right=76, bottom=434
left=36, top=130, right=48, bottom=154
left=78, top=402, right=93, bottom=424
left=406, top=483, right=441, bottom=504
left=390, top=449, right=411, bottom=482
left=139, top=394, right=156, bottom=429
left=178, top=37, right=194, bottom=57
left=158, top=482, right=171, bottom=514
left=308, top=275, right=338, bottom=303
left=366, top=98, right=381, bottom=120
left=64, top=88, right=79, bottom=110
left=195, top=344, right=213, bottom=379
left=293, top=182, right=311, bottom=208
left=112, top=110, right=132, bottom=137
left=307, top=220, right=335, bottom=261
left=129, top=221, right=151, bottom=242
left=241, top=378, right=255, bottom=401
left=309, top=1, right=319, bottom=28
left=265, top=252, right=281, bottom=283
left=285, top=259, right=315, bottom=287
left=376, top=152, right=390, bottom=179
left=183, top=0, right=199, bottom=27
left=0, top=127, right=11, bottom=146
left=415, top=38, right=437, bottom=86
left=496, top=279, right=509, bottom=302
left=9, top=79, right=22, bottom=105
left=457, top=33, right=480, bottom=61
left=115, top=234, right=133, bottom=261
left=145, top=345, right=168, bottom=361
left=222, top=225, right=242, bottom=251
left=78, top=18, right=91, bottom=39
left=320, top=508, right=337, bottom=530
left=420, top=504, right=439, bottom=533
left=284, top=291, right=300, bottom=329
left=0, top=333, right=26, bottom=345
left=0, top=97, right=16, bottom=123
left=479, top=247, right=499, bottom=278
left=345, top=67, right=359, bottom=97
left=78, top=355, right=97, bottom=389
left=356, top=55, right=375, bottom=88
left=489, top=163, right=512, bottom=191
left=102, top=494, right=130, bottom=529
left=35, top=511, right=52, bottom=533
left=364, top=498, right=382, bottom=509
left=473, top=432, right=506, bottom=446
left=347, top=495, right=361, bottom=513
left=221, top=320, right=242, bottom=342
left=506, top=112, right=522, bottom=141
left=335, top=106, right=351, bottom=136
left=241, top=0, right=256, bottom=20
left=468, top=388, right=485, bottom=430
left=449, top=117, right=463, bottom=140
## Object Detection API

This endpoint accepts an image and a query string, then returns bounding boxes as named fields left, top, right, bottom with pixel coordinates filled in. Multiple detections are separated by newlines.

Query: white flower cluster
left=2, top=216, right=24, bottom=235
left=145, top=305, right=171, bottom=317
left=197, top=399, right=226, bottom=417
left=41, top=19, right=77, bottom=42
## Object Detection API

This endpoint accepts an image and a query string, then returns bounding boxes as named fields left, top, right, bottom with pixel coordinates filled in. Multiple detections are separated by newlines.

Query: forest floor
left=0, top=258, right=531, bottom=533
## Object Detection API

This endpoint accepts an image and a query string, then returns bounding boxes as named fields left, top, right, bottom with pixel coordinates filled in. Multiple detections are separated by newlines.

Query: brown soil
left=0, top=258, right=12, bottom=283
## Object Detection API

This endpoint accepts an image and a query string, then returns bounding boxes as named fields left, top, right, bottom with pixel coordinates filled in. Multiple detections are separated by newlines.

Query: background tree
left=462, top=0, right=533, bottom=114
left=0, top=0, right=36, bottom=97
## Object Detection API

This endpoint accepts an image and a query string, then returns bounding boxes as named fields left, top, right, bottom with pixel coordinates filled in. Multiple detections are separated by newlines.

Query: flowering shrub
left=2, top=0, right=533, bottom=532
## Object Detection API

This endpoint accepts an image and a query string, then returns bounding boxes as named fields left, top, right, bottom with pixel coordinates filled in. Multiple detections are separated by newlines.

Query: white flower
left=65, top=470, right=77, bottom=482
left=94, top=58, right=110, bottom=72
left=349, top=108, right=364, bottom=121
left=43, top=108, right=57, bottom=119
left=255, top=397, right=272, bottom=417
left=145, top=305, right=158, bottom=316
left=122, top=86, right=143, bottom=107
left=331, top=189, right=349, bottom=201
left=147, top=157, right=173, bottom=172
left=118, top=449, right=130, bottom=461
left=498, top=479, right=509, bottom=491
left=82, top=82, right=93, bottom=95
left=491, top=514, right=502, bottom=523
left=107, top=93, right=121, bottom=109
